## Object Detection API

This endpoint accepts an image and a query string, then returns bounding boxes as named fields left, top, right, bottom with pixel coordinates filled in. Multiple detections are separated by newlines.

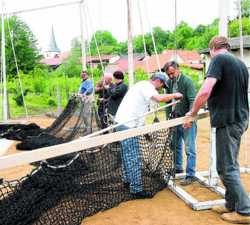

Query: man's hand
left=183, top=111, right=195, bottom=129
left=174, top=92, right=183, bottom=100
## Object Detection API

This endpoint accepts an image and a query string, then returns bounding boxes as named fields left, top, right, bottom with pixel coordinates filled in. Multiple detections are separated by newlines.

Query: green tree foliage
left=89, top=30, right=119, bottom=55
left=171, top=22, right=194, bottom=49
left=133, top=27, right=171, bottom=55
left=234, top=0, right=250, bottom=17
left=229, top=17, right=250, bottom=37
left=58, top=47, right=82, bottom=78
left=0, top=16, right=42, bottom=76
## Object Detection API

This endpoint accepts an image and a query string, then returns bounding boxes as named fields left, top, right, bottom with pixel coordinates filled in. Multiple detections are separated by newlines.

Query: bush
left=48, top=98, right=57, bottom=106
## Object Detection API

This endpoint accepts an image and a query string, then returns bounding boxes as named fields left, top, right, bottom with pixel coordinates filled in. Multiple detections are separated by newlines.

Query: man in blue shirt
left=78, top=71, right=94, bottom=135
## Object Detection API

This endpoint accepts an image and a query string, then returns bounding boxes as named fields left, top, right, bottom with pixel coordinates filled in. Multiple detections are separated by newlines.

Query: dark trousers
left=216, top=120, right=250, bottom=215
left=97, top=103, right=108, bottom=129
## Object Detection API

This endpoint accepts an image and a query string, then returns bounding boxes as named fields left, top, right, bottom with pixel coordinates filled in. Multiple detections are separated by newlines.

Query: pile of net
left=0, top=95, right=175, bottom=224
left=0, top=95, right=98, bottom=150
left=0, top=126, right=174, bottom=225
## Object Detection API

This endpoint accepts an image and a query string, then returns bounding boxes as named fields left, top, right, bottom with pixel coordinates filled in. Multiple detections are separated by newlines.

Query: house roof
left=85, top=55, right=116, bottom=63
left=41, top=51, right=70, bottom=66
left=199, top=35, right=250, bottom=54
left=135, top=50, right=202, bottom=72
left=105, top=54, right=145, bottom=73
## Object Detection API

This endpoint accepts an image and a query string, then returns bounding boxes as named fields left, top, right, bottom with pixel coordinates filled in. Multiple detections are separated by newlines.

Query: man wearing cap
left=115, top=72, right=182, bottom=198
left=184, top=36, right=250, bottom=223
left=78, top=70, right=94, bottom=135
left=107, top=71, right=128, bottom=117
left=164, top=61, right=197, bottom=186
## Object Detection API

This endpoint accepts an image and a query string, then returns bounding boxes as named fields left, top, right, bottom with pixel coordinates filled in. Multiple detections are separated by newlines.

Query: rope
left=84, top=1, right=105, bottom=74
left=137, top=0, right=150, bottom=76
left=6, top=14, right=29, bottom=118
left=142, top=0, right=161, bottom=72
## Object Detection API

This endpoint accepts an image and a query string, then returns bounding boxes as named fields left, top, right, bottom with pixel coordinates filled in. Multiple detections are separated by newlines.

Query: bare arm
left=151, top=92, right=183, bottom=103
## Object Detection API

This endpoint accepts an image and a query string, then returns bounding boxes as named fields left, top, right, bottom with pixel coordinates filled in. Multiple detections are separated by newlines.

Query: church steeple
left=46, top=26, right=60, bottom=58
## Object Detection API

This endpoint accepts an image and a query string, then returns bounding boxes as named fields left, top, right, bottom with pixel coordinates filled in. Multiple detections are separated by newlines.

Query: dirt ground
left=1, top=116, right=250, bottom=225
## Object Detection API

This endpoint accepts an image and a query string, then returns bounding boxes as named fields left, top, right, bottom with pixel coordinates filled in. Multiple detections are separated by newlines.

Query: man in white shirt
left=115, top=72, right=182, bottom=198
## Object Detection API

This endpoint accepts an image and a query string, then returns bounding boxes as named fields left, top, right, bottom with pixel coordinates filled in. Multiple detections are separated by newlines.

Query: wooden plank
left=0, top=111, right=209, bottom=170
left=0, top=139, right=14, bottom=156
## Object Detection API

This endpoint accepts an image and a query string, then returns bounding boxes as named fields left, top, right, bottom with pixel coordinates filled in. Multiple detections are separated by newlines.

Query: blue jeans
left=216, top=120, right=250, bottom=215
left=116, top=125, right=142, bottom=193
left=175, top=122, right=197, bottom=177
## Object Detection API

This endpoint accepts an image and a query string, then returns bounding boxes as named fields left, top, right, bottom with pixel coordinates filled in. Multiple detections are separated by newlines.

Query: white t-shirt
left=115, top=81, right=158, bottom=128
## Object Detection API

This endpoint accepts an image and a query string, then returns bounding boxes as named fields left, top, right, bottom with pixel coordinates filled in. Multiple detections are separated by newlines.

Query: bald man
left=95, top=73, right=114, bottom=128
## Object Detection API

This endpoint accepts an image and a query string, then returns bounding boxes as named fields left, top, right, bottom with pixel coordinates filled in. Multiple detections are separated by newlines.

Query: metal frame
left=168, top=126, right=250, bottom=211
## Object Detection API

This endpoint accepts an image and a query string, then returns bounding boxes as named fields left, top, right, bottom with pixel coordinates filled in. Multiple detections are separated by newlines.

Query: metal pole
left=174, top=0, right=177, bottom=60
left=137, top=0, right=150, bottom=75
left=1, top=0, right=8, bottom=121
left=208, top=127, right=219, bottom=186
left=7, top=1, right=81, bottom=16
left=238, top=0, right=244, bottom=59
left=218, top=0, right=229, bottom=37
left=127, top=0, right=134, bottom=87
left=79, top=1, right=87, bottom=71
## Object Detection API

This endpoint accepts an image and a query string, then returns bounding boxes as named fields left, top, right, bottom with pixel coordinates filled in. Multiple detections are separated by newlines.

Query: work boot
left=212, top=205, right=232, bottom=214
left=221, top=212, right=250, bottom=224
left=179, top=176, right=196, bottom=186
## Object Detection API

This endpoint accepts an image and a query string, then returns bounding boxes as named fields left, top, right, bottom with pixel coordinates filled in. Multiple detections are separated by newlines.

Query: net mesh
left=0, top=95, right=98, bottom=150
left=0, top=97, right=175, bottom=225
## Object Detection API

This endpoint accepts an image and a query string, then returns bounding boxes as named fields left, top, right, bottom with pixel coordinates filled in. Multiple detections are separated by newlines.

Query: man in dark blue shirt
left=184, top=36, right=250, bottom=224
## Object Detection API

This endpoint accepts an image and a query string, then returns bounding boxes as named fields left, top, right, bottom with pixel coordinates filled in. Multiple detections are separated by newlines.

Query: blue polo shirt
left=79, top=79, right=94, bottom=95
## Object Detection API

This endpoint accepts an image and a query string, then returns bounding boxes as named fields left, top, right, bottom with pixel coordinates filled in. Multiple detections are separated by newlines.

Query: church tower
left=45, top=26, right=60, bottom=58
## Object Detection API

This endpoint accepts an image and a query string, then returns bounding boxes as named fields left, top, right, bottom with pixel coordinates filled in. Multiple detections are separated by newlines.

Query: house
left=41, top=51, right=70, bottom=69
left=105, top=54, right=145, bottom=73
left=135, top=50, right=203, bottom=73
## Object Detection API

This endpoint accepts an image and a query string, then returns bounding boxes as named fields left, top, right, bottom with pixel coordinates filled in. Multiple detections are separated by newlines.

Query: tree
left=89, top=30, right=119, bottom=55
left=229, top=17, right=250, bottom=37
left=0, top=16, right=42, bottom=76
left=133, top=27, right=171, bottom=55
left=168, top=22, right=194, bottom=49
left=234, top=0, right=250, bottom=17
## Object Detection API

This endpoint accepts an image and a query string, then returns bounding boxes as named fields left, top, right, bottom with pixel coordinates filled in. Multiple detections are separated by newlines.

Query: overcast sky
left=3, top=0, right=236, bottom=52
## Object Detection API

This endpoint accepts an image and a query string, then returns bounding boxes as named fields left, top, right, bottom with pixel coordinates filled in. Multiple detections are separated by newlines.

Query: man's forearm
left=152, top=93, right=178, bottom=103
left=190, top=91, right=209, bottom=116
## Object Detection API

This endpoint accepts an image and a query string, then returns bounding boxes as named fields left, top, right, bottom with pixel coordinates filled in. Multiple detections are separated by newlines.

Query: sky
left=3, top=0, right=237, bottom=53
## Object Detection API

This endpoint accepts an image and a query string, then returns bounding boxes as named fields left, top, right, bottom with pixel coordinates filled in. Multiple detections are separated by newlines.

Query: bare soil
left=1, top=116, right=250, bottom=225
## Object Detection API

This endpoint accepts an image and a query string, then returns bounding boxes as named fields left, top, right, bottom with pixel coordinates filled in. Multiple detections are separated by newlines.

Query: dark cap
left=152, top=72, right=169, bottom=88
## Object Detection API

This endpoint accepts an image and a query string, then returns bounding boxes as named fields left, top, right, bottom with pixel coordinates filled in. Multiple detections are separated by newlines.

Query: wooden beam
left=0, top=111, right=209, bottom=170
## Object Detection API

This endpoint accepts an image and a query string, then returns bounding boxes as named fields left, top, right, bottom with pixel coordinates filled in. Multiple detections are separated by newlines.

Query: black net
left=0, top=95, right=98, bottom=150
left=0, top=96, right=175, bottom=225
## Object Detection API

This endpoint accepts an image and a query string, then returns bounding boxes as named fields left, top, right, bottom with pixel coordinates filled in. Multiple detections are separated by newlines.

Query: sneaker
left=212, top=205, right=232, bottom=214
left=132, top=191, right=152, bottom=199
left=221, top=212, right=250, bottom=224
left=179, top=176, right=196, bottom=186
